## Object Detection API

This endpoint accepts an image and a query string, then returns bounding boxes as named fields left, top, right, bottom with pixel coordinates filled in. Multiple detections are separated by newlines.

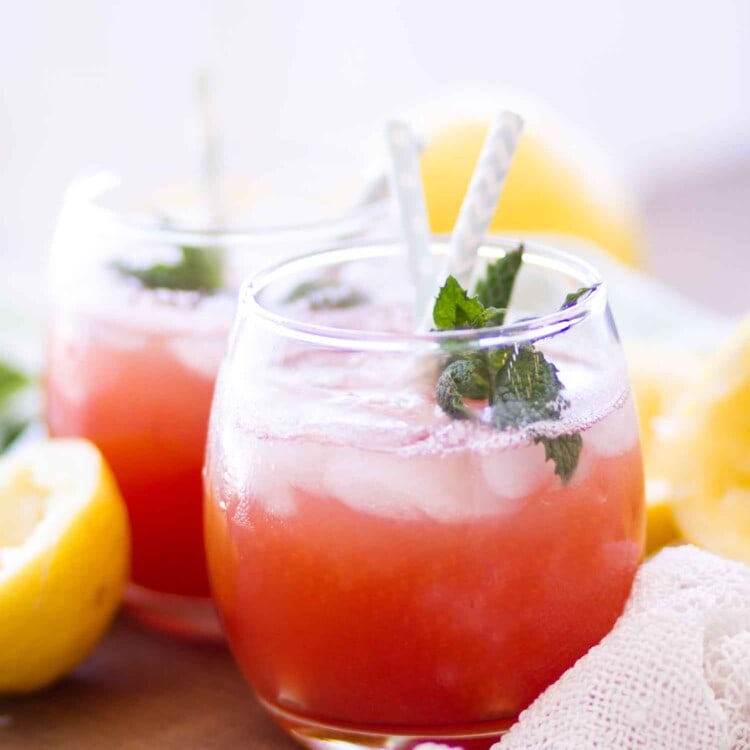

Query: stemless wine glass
left=204, top=237, right=645, bottom=748
left=45, top=169, right=387, bottom=638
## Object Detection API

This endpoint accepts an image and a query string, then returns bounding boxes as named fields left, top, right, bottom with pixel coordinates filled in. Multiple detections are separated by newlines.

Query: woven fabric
left=493, top=546, right=750, bottom=750
left=416, top=546, right=750, bottom=750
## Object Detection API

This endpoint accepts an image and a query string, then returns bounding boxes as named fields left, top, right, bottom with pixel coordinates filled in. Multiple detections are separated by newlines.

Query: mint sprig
left=433, top=245, right=592, bottom=483
left=115, top=245, right=224, bottom=293
left=0, top=361, right=28, bottom=402
left=0, top=361, right=35, bottom=452
left=534, top=433, right=583, bottom=483
left=561, top=286, right=594, bottom=310
left=475, top=245, right=523, bottom=313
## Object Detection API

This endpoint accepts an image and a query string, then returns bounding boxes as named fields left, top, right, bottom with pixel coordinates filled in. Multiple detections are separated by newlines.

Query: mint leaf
left=475, top=245, right=523, bottom=318
left=0, top=419, right=28, bottom=452
left=285, top=279, right=331, bottom=303
left=432, top=247, right=585, bottom=484
left=115, top=245, right=223, bottom=293
left=492, top=345, right=568, bottom=428
left=0, top=360, right=35, bottom=453
left=0, top=362, right=28, bottom=406
left=478, top=307, right=509, bottom=327
left=535, top=433, right=583, bottom=483
left=285, top=279, right=367, bottom=310
left=433, top=276, right=487, bottom=330
left=436, top=358, right=490, bottom=418
left=561, top=286, right=594, bottom=310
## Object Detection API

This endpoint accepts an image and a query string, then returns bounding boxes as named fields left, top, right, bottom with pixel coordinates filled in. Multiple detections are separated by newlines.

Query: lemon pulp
left=0, top=439, right=129, bottom=694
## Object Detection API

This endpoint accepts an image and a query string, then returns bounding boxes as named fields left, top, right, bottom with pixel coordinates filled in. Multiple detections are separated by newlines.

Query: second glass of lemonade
left=45, top=172, right=386, bottom=637
left=205, top=238, right=645, bottom=747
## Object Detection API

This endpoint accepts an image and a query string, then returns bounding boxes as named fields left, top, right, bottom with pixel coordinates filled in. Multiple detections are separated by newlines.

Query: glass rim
left=240, top=235, right=607, bottom=352
left=64, top=170, right=389, bottom=243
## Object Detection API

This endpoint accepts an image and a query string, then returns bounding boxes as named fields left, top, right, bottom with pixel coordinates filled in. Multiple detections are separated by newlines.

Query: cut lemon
left=650, top=316, right=750, bottom=562
left=626, top=342, right=694, bottom=553
left=644, top=480, right=681, bottom=555
left=626, top=342, right=696, bottom=460
left=0, top=439, right=129, bottom=693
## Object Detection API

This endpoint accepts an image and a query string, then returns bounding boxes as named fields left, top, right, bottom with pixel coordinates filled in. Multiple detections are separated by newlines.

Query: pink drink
left=204, top=239, right=645, bottom=747
left=45, top=170, right=387, bottom=637
left=48, top=285, right=231, bottom=598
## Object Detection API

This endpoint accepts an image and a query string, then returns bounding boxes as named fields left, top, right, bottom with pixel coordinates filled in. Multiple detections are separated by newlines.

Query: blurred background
left=1, top=0, right=748, bottom=315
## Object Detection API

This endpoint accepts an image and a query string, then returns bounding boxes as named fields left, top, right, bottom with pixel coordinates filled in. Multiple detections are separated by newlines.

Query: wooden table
left=0, top=616, right=298, bottom=749
left=3, top=163, right=748, bottom=749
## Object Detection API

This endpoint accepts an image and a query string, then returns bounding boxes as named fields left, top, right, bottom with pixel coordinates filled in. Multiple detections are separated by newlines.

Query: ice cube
left=89, top=316, right=147, bottom=351
left=321, top=439, right=512, bottom=521
left=586, top=395, right=640, bottom=457
left=212, top=421, right=296, bottom=519
left=479, top=440, right=551, bottom=501
left=170, top=335, right=226, bottom=379
left=250, top=438, right=333, bottom=517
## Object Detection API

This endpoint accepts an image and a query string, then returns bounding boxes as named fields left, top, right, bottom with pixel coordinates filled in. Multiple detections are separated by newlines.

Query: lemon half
left=625, top=343, right=695, bottom=553
left=650, top=316, right=750, bottom=562
left=0, top=439, right=129, bottom=693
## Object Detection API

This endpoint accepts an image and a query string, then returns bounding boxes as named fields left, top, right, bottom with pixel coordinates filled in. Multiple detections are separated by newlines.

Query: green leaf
left=474, top=245, right=524, bottom=318
left=492, top=345, right=567, bottom=427
left=535, top=433, right=583, bottom=484
left=431, top=249, right=586, bottom=484
left=561, top=285, right=594, bottom=310
left=0, top=419, right=28, bottom=452
left=115, top=245, right=224, bottom=293
left=284, top=279, right=367, bottom=310
left=436, top=359, right=489, bottom=419
left=477, top=306, right=508, bottom=327
left=0, top=362, right=28, bottom=407
left=433, top=276, right=487, bottom=330
left=284, top=279, right=331, bottom=303
left=0, top=360, right=34, bottom=453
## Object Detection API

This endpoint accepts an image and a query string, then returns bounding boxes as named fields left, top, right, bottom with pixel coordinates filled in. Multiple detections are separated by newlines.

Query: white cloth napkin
left=419, top=546, right=750, bottom=750
left=494, top=545, right=750, bottom=749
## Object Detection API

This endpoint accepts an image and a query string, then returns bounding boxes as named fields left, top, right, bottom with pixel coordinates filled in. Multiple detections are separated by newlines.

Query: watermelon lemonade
left=47, top=286, right=231, bottom=600
left=204, top=239, right=645, bottom=747
left=45, top=172, right=386, bottom=637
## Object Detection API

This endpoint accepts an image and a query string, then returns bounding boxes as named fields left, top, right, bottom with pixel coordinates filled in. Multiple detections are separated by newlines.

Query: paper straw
left=420, top=111, right=524, bottom=329
left=385, top=121, right=435, bottom=322
left=196, top=71, right=223, bottom=226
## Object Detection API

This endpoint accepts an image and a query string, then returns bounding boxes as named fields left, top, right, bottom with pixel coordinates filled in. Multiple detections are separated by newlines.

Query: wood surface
left=0, top=617, right=298, bottom=749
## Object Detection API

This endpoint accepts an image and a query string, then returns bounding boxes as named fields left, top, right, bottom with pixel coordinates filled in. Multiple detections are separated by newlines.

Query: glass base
left=124, top=584, right=223, bottom=640
left=261, top=698, right=513, bottom=750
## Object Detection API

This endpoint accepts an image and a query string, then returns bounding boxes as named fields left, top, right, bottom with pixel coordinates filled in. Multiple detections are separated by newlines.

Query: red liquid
left=47, top=315, right=220, bottom=597
left=205, top=423, right=644, bottom=729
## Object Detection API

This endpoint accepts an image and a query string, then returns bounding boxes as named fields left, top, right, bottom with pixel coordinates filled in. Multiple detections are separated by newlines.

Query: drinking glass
left=45, top=170, right=387, bottom=638
left=204, top=237, right=645, bottom=747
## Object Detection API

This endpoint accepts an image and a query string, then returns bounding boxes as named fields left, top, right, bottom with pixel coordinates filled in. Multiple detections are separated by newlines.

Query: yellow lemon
left=650, top=316, right=750, bottom=562
left=0, top=439, right=129, bottom=693
left=627, top=342, right=697, bottom=460
left=420, top=120, right=644, bottom=267
left=643, top=482, right=681, bottom=556
left=626, top=344, right=694, bottom=553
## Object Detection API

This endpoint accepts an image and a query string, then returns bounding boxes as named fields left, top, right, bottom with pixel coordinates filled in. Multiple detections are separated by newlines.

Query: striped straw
left=196, top=71, right=224, bottom=227
left=385, top=121, right=435, bottom=322
left=420, top=111, right=524, bottom=329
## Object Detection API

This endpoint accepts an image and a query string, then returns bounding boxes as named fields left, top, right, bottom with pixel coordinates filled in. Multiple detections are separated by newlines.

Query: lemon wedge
left=625, top=343, right=696, bottom=553
left=0, top=439, right=129, bottom=693
left=627, top=342, right=696, bottom=459
left=650, top=316, right=750, bottom=562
